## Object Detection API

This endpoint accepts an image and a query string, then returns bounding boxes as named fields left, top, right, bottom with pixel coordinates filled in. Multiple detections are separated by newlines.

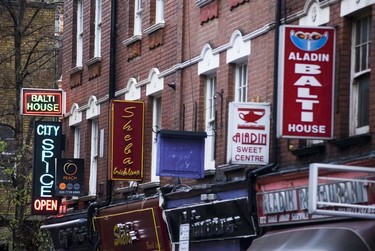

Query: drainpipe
left=247, top=0, right=282, bottom=234
left=87, top=0, right=117, bottom=248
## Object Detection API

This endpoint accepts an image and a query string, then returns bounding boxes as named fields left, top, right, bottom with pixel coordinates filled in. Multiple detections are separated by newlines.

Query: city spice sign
left=277, top=25, right=335, bottom=139
left=109, top=100, right=144, bottom=180
left=21, top=88, right=65, bottom=117
left=32, top=121, right=62, bottom=215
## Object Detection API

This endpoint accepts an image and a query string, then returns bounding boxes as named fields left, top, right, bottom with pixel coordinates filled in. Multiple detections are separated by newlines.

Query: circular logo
left=63, top=162, right=78, bottom=176
left=67, top=183, right=73, bottom=190
left=74, top=183, right=81, bottom=190
left=59, top=183, right=67, bottom=190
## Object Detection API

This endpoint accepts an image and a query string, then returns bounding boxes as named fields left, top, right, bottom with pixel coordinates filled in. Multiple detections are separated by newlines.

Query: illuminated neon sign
left=32, top=121, right=62, bottom=215
left=21, top=88, right=65, bottom=116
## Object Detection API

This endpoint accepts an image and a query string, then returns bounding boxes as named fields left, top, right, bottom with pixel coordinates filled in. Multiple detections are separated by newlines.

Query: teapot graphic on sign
left=239, top=109, right=265, bottom=123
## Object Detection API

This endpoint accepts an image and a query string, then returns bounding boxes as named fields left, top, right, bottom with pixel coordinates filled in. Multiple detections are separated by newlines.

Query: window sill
left=123, top=34, right=142, bottom=46
left=115, top=186, right=137, bottom=194
left=139, top=181, right=160, bottom=190
left=291, top=143, right=325, bottom=157
left=85, top=56, right=101, bottom=66
left=195, top=0, right=214, bottom=7
left=330, top=133, right=371, bottom=149
left=67, top=66, right=83, bottom=75
left=144, top=22, right=165, bottom=35
left=219, top=164, right=244, bottom=172
left=204, top=169, right=216, bottom=176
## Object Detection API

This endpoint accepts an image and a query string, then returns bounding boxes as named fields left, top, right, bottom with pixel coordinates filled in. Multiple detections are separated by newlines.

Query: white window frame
left=134, top=0, right=142, bottom=36
left=151, top=96, right=162, bottom=182
left=76, top=0, right=84, bottom=67
left=94, top=0, right=102, bottom=58
left=89, top=119, right=98, bottom=196
left=235, top=62, right=248, bottom=102
left=74, top=127, right=80, bottom=158
left=350, top=14, right=371, bottom=136
left=205, top=75, right=216, bottom=170
left=155, top=0, right=164, bottom=24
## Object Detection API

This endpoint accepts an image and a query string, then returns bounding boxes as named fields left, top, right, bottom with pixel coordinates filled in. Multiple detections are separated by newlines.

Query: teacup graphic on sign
left=290, top=30, right=328, bottom=51
left=239, top=109, right=265, bottom=123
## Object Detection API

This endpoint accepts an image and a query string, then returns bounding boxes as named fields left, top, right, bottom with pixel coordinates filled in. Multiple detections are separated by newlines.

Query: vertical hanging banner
left=277, top=25, right=335, bottom=139
left=109, top=100, right=144, bottom=180
left=32, top=121, right=62, bottom=215
left=227, top=102, right=270, bottom=165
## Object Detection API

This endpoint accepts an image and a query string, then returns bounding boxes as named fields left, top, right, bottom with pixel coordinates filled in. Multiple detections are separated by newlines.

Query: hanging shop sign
left=309, top=163, right=375, bottom=219
left=257, top=165, right=375, bottom=226
left=156, top=130, right=207, bottom=179
left=21, top=88, right=65, bottom=117
left=109, top=100, right=144, bottom=180
left=40, top=214, right=88, bottom=250
left=227, top=102, right=270, bottom=165
left=164, top=198, right=256, bottom=243
left=277, top=25, right=335, bottom=139
left=32, top=121, right=62, bottom=215
left=94, top=199, right=170, bottom=251
left=257, top=185, right=331, bottom=226
left=55, top=158, right=84, bottom=196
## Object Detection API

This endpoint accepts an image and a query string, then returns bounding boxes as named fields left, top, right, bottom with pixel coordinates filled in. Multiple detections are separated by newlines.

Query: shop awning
left=247, top=220, right=375, bottom=251
left=40, top=218, right=87, bottom=230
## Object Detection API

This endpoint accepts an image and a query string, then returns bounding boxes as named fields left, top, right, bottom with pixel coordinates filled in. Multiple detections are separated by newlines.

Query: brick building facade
left=42, top=0, right=375, bottom=250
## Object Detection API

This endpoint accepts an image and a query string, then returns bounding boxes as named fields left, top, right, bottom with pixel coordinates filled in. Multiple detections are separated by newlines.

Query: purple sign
left=156, top=130, right=206, bottom=178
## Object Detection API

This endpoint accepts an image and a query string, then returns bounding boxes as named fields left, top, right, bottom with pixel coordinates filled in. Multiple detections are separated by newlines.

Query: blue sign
left=156, top=130, right=206, bottom=179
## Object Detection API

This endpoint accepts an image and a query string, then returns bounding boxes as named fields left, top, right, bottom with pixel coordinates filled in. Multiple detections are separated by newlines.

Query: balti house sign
left=277, top=25, right=335, bottom=139
left=21, top=88, right=65, bottom=117
left=109, top=100, right=144, bottom=180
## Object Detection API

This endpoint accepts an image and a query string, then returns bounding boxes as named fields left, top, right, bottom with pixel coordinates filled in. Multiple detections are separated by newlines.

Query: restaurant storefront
left=162, top=180, right=257, bottom=251
left=41, top=210, right=89, bottom=251
left=93, top=196, right=171, bottom=251
left=247, top=162, right=375, bottom=251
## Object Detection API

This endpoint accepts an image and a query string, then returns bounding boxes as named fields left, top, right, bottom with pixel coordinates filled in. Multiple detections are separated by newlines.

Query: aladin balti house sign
left=277, top=25, right=335, bottom=139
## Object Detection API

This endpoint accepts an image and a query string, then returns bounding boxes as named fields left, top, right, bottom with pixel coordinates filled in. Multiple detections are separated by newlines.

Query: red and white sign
left=277, top=25, right=335, bottom=139
left=227, top=102, right=270, bottom=165
left=309, top=163, right=375, bottom=219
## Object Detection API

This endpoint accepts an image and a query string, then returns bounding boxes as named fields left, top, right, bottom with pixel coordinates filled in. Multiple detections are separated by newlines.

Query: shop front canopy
left=247, top=220, right=375, bottom=251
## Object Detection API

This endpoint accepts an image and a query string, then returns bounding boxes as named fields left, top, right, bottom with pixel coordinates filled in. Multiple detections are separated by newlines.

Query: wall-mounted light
left=167, top=82, right=176, bottom=90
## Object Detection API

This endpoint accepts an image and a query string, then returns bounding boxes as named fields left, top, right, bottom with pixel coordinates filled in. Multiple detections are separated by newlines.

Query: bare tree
left=0, top=0, right=61, bottom=250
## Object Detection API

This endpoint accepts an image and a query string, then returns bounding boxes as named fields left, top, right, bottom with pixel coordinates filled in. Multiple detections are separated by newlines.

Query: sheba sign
left=109, top=100, right=144, bottom=180
left=32, top=121, right=62, bottom=215
left=21, top=88, right=65, bottom=116
left=277, top=25, right=335, bottom=139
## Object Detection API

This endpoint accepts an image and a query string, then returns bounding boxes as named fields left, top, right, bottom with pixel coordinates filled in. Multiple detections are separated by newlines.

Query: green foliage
left=0, top=141, right=5, bottom=153
left=0, top=0, right=61, bottom=249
